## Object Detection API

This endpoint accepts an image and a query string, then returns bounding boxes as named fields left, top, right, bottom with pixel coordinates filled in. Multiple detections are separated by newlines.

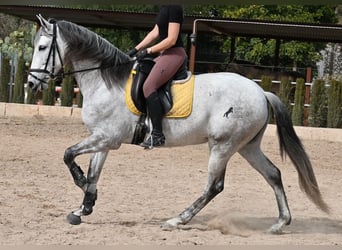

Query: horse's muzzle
left=28, top=80, right=48, bottom=92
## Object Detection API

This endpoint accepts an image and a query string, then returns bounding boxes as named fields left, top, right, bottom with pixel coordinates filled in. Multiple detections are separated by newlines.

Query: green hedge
left=0, top=57, right=10, bottom=102
left=260, top=75, right=272, bottom=92
left=308, top=79, right=327, bottom=127
left=278, top=76, right=292, bottom=113
left=61, top=66, right=76, bottom=107
left=291, top=78, right=305, bottom=126
left=327, top=79, right=342, bottom=128
left=42, top=80, right=56, bottom=106
left=12, top=55, right=25, bottom=103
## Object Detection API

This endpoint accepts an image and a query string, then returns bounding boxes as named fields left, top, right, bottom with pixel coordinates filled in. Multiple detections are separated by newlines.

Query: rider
left=127, top=5, right=187, bottom=148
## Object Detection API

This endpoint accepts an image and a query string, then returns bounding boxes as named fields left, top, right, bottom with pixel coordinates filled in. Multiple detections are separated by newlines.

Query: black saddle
left=130, top=57, right=188, bottom=115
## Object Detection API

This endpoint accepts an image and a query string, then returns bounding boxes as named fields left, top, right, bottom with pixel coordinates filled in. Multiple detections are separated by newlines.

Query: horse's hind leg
left=239, top=141, right=291, bottom=234
left=163, top=143, right=230, bottom=230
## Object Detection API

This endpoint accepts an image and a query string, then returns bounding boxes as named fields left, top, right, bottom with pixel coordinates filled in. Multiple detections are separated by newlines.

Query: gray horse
left=28, top=15, right=329, bottom=234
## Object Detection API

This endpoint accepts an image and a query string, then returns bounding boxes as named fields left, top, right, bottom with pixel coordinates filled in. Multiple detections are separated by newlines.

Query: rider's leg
left=140, top=91, right=165, bottom=148
left=141, top=47, right=186, bottom=148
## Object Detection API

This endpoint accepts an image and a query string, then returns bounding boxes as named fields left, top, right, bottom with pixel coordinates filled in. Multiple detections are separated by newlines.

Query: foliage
left=12, top=55, right=26, bottom=103
left=291, top=78, right=305, bottom=125
left=91, top=28, right=138, bottom=53
left=42, top=80, right=56, bottom=106
left=278, top=76, right=292, bottom=113
left=308, top=79, right=327, bottom=127
left=0, top=56, right=10, bottom=102
left=0, top=27, right=35, bottom=62
left=221, top=5, right=336, bottom=68
left=26, top=87, right=37, bottom=105
left=61, top=66, right=76, bottom=107
left=0, top=24, right=35, bottom=103
left=322, top=43, right=342, bottom=75
left=327, top=79, right=342, bottom=128
left=260, top=75, right=272, bottom=91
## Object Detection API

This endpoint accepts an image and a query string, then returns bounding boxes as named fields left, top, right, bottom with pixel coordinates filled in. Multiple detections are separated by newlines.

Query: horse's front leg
left=64, top=143, right=88, bottom=191
left=66, top=151, right=109, bottom=225
left=63, top=134, right=112, bottom=225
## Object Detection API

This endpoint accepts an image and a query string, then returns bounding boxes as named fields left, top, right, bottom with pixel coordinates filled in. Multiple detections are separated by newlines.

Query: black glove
left=127, top=48, right=138, bottom=57
left=136, top=48, right=148, bottom=60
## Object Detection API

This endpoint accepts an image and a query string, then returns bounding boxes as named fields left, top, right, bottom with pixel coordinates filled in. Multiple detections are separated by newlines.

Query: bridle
left=28, top=21, right=64, bottom=86
left=29, top=21, right=126, bottom=88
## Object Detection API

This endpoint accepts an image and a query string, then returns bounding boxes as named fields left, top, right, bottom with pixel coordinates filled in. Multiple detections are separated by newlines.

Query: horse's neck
left=71, top=60, right=125, bottom=103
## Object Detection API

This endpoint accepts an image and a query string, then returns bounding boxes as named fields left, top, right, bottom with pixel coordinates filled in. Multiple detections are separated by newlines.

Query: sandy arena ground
left=0, top=115, right=341, bottom=245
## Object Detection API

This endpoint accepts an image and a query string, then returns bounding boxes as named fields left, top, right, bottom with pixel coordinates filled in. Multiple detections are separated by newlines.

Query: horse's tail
left=264, top=91, right=330, bottom=213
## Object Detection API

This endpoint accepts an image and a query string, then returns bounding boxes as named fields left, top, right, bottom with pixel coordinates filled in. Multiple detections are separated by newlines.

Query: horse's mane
left=56, top=20, right=134, bottom=89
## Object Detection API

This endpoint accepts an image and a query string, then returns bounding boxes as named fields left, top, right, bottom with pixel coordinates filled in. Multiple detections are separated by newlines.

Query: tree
left=222, top=5, right=337, bottom=68
left=60, top=67, right=76, bottom=107
left=327, top=79, right=342, bottom=128
left=260, top=75, right=272, bottom=91
left=278, top=76, right=292, bottom=113
left=0, top=27, right=35, bottom=103
left=42, top=80, right=56, bottom=106
left=322, top=43, right=342, bottom=76
left=291, top=78, right=306, bottom=125
left=12, top=55, right=25, bottom=103
left=0, top=56, right=10, bottom=102
left=26, top=87, right=37, bottom=105
left=308, top=79, right=327, bottom=127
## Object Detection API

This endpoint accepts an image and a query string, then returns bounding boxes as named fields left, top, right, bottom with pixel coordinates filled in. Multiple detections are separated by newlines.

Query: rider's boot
left=140, top=91, right=165, bottom=149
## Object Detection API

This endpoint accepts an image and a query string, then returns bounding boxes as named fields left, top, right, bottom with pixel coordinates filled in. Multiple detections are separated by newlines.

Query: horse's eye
left=38, top=45, right=47, bottom=51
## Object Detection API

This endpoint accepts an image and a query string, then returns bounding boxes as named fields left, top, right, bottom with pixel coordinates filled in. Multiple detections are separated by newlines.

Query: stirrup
left=140, top=132, right=165, bottom=149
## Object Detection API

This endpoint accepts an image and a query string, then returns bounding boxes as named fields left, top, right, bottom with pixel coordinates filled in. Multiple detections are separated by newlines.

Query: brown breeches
left=143, top=47, right=187, bottom=98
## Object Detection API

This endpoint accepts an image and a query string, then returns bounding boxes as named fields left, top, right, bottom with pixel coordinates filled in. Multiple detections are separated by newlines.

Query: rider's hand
left=136, top=48, right=148, bottom=60
left=127, top=48, right=138, bottom=57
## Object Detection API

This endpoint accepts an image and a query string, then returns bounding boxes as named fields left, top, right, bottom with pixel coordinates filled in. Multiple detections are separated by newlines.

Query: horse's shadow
left=144, top=214, right=342, bottom=236
left=83, top=213, right=342, bottom=236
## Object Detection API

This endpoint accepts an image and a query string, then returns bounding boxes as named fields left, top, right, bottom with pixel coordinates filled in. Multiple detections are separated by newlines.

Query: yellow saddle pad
left=125, top=73, right=195, bottom=118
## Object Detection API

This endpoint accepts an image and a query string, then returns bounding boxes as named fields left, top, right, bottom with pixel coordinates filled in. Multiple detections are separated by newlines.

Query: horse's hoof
left=268, top=224, right=283, bottom=235
left=161, top=217, right=182, bottom=231
left=67, top=212, right=82, bottom=225
left=161, top=222, right=177, bottom=231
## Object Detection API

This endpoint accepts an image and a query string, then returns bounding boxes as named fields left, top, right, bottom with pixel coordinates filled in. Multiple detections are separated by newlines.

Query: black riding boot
left=140, top=92, right=165, bottom=148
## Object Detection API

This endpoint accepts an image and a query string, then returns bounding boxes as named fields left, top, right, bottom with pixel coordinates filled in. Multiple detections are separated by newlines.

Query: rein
left=29, top=21, right=132, bottom=86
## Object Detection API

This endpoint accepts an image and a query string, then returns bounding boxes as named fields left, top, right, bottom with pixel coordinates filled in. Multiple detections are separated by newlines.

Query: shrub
left=42, top=80, right=56, bottom=105
left=327, top=79, right=342, bottom=128
left=291, top=78, right=305, bottom=126
left=308, top=79, right=327, bottom=127
left=260, top=75, right=272, bottom=92
left=60, top=72, right=75, bottom=107
left=278, top=76, right=292, bottom=113
left=0, top=57, right=10, bottom=102
left=12, top=55, right=25, bottom=103
left=25, top=87, right=37, bottom=104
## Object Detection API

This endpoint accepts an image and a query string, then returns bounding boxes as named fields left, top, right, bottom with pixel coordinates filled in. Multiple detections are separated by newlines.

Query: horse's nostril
left=28, top=81, right=34, bottom=89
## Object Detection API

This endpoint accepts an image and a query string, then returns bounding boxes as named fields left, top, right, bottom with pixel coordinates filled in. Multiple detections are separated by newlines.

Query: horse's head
left=28, top=14, right=65, bottom=92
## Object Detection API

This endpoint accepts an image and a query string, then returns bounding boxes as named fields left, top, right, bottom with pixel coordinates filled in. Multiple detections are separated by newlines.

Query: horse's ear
left=36, top=14, right=53, bottom=33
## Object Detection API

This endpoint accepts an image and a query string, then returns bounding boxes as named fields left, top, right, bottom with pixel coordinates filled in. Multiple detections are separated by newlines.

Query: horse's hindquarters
left=164, top=73, right=269, bottom=147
